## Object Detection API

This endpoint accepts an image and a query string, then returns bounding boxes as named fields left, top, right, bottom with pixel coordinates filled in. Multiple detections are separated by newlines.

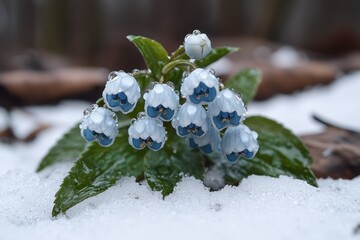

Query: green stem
left=162, top=60, right=196, bottom=77
left=169, top=45, right=185, bottom=61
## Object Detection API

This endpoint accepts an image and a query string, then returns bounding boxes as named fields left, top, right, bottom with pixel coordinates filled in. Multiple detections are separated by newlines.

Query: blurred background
left=0, top=0, right=359, bottom=178
left=0, top=0, right=359, bottom=104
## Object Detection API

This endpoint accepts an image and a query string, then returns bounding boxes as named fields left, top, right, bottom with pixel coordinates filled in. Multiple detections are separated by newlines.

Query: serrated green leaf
left=195, top=47, right=239, bottom=68
left=144, top=132, right=204, bottom=197
left=225, top=69, right=262, bottom=104
left=222, top=116, right=318, bottom=187
left=36, top=124, right=87, bottom=172
left=52, top=128, right=146, bottom=216
left=127, top=35, right=169, bottom=80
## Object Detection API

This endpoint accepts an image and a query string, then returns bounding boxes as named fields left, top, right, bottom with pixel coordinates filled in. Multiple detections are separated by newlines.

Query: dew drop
left=137, top=112, right=147, bottom=119
left=174, top=90, right=180, bottom=95
left=182, top=72, right=189, bottom=78
left=130, top=118, right=137, bottom=125
left=91, top=104, right=98, bottom=110
left=209, top=68, right=216, bottom=75
left=149, top=81, right=157, bottom=89
left=219, top=83, right=225, bottom=90
left=166, top=81, right=175, bottom=89
left=108, top=71, right=118, bottom=80
left=193, top=30, right=201, bottom=35
left=132, top=69, right=140, bottom=75
left=83, top=108, right=91, bottom=117
left=111, top=113, right=118, bottom=121
left=184, top=34, right=191, bottom=41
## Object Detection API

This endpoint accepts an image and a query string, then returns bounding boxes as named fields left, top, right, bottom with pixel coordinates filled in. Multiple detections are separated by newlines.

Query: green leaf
left=195, top=47, right=239, bottom=68
left=144, top=131, right=204, bottom=197
left=52, top=128, right=145, bottom=216
left=127, top=35, right=169, bottom=80
left=225, top=69, right=262, bottom=104
left=36, top=124, right=87, bottom=172
left=222, top=116, right=318, bottom=187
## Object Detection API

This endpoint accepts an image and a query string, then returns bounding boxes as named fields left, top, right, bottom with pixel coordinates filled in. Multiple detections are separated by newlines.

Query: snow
left=0, top=71, right=360, bottom=240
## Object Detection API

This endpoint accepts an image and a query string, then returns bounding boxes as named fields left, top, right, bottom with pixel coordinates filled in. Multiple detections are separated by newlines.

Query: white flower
left=221, top=124, right=259, bottom=162
left=172, top=102, right=208, bottom=138
left=181, top=68, right=219, bottom=105
left=143, top=83, right=179, bottom=121
left=80, top=106, right=118, bottom=147
left=184, top=30, right=212, bottom=60
left=208, top=89, right=246, bottom=130
left=102, top=71, right=141, bottom=113
left=128, top=116, right=167, bottom=151
left=188, top=123, right=221, bottom=154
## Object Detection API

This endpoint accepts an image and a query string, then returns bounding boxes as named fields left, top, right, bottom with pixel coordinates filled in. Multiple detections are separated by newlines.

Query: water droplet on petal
left=91, top=104, right=98, bottom=110
left=130, top=118, right=137, bottom=124
left=174, top=90, right=180, bottom=95
left=166, top=81, right=175, bottom=89
left=83, top=108, right=91, bottom=117
left=182, top=72, right=189, bottom=78
left=137, top=112, right=147, bottom=119
left=219, top=83, right=225, bottom=90
left=193, top=30, right=201, bottom=35
left=132, top=69, right=140, bottom=74
left=108, top=71, right=118, bottom=80
left=184, top=34, right=191, bottom=41
left=111, top=112, right=118, bottom=121
left=209, top=68, right=216, bottom=75
left=149, top=81, right=156, bottom=89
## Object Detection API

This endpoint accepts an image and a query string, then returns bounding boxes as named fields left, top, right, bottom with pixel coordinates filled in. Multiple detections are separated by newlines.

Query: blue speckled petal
left=242, top=149, right=254, bottom=159
left=83, top=128, right=96, bottom=142
left=200, top=144, right=212, bottom=154
left=118, top=92, right=127, bottom=103
left=132, top=138, right=144, bottom=149
left=189, top=92, right=201, bottom=104
left=148, top=140, right=162, bottom=151
left=188, top=137, right=198, bottom=148
left=212, top=114, right=227, bottom=130
left=106, top=94, right=120, bottom=108
left=147, top=106, right=159, bottom=118
left=120, top=101, right=134, bottom=112
left=160, top=107, right=175, bottom=121
left=229, top=112, right=241, bottom=126
left=225, top=152, right=239, bottom=162
left=192, top=127, right=205, bottom=136
left=201, top=86, right=216, bottom=102
left=98, top=134, right=113, bottom=147
left=177, top=126, right=189, bottom=137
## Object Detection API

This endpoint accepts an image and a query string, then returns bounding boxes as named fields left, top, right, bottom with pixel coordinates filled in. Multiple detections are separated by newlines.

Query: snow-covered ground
left=0, top=71, right=359, bottom=240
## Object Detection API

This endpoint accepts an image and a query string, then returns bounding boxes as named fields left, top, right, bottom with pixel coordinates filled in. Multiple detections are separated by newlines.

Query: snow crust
left=0, top=71, right=360, bottom=240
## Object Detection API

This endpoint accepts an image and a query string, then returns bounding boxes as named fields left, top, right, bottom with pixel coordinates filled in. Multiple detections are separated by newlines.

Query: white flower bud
left=184, top=30, right=211, bottom=60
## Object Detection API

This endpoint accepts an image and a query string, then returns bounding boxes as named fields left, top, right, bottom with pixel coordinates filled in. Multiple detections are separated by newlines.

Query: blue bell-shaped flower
left=181, top=68, right=219, bottom=105
left=80, top=106, right=118, bottom=147
left=102, top=71, right=141, bottom=114
left=208, top=89, right=246, bottom=130
left=172, top=102, right=208, bottom=138
left=128, top=115, right=167, bottom=151
left=144, top=83, right=179, bottom=121
left=221, top=124, right=259, bottom=162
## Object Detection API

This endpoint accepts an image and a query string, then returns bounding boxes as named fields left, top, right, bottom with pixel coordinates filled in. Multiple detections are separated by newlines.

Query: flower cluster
left=79, top=30, right=259, bottom=162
